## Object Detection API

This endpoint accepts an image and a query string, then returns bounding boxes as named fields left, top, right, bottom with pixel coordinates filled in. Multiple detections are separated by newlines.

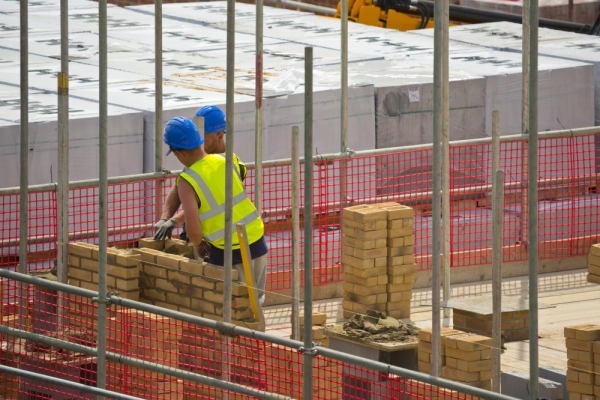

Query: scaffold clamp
left=298, top=346, right=318, bottom=355
left=91, top=291, right=119, bottom=306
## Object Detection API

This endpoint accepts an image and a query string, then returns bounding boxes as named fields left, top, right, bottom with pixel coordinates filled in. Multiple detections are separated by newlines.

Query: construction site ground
left=263, top=268, right=600, bottom=375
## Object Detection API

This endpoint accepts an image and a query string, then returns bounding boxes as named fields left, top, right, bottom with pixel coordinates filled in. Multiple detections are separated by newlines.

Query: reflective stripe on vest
left=178, top=154, right=263, bottom=249
left=182, top=166, right=258, bottom=227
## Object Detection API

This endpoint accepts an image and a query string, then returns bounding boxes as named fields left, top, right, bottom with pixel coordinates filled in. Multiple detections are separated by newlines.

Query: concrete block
left=502, top=371, right=564, bottom=400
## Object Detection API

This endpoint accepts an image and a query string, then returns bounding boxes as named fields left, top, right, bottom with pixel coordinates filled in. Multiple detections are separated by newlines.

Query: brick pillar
left=587, top=244, right=600, bottom=284
left=341, top=205, right=389, bottom=319
left=564, top=324, right=600, bottom=398
left=442, top=334, right=493, bottom=390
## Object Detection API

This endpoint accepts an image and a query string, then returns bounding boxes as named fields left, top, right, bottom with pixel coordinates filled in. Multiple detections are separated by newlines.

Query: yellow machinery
left=334, top=0, right=600, bottom=34
left=335, top=0, right=436, bottom=32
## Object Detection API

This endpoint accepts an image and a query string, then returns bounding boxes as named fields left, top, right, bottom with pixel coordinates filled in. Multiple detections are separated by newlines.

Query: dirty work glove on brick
left=153, top=218, right=177, bottom=240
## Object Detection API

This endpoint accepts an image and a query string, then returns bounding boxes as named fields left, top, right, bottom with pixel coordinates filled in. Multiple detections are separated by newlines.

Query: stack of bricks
left=135, top=246, right=256, bottom=326
left=452, top=308, right=529, bottom=342
left=564, top=323, right=600, bottom=399
left=296, top=311, right=330, bottom=347
left=341, top=204, right=389, bottom=319
left=68, top=242, right=141, bottom=300
left=587, top=244, right=600, bottom=284
left=107, top=309, right=183, bottom=399
left=441, top=334, right=493, bottom=391
left=380, top=203, right=416, bottom=320
left=418, top=327, right=465, bottom=374
left=341, top=202, right=416, bottom=320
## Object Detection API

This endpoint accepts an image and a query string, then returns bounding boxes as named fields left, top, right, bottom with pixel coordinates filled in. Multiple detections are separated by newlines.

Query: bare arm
left=161, top=184, right=182, bottom=220
left=178, top=179, right=203, bottom=253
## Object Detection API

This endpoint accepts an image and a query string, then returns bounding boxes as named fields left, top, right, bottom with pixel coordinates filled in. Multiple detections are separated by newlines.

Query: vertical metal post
left=155, top=0, right=163, bottom=220
left=303, top=46, right=314, bottom=400
left=341, top=0, right=348, bottom=154
left=18, top=7, right=29, bottom=396
left=431, top=0, right=443, bottom=379
left=19, top=0, right=28, bottom=280
left=491, top=110, right=502, bottom=393
left=224, top=0, right=235, bottom=326
left=223, top=0, right=236, bottom=394
left=521, top=0, right=530, bottom=255
left=255, top=0, right=264, bottom=214
left=97, top=0, right=108, bottom=394
left=441, top=0, right=451, bottom=321
left=291, top=126, right=301, bottom=341
left=340, top=0, right=349, bottom=209
left=528, top=0, right=540, bottom=396
left=56, top=0, right=69, bottom=286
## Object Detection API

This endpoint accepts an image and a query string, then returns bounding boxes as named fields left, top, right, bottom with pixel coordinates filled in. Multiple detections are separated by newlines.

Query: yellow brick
left=80, top=258, right=99, bottom=272
left=387, top=227, right=413, bottom=238
left=343, top=228, right=387, bottom=240
left=342, top=254, right=375, bottom=269
left=68, top=255, right=81, bottom=268
left=69, top=243, right=94, bottom=258
left=343, top=218, right=387, bottom=231
left=138, top=237, right=165, bottom=251
left=342, top=235, right=385, bottom=250
left=69, top=267, right=93, bottom=282
left=180, top=260, right=204, bottom=275
left=344, top=265, right=387, bottom=279
left=107, top=264, right=138, bottom=280
left=116, top=253, right=142, bottom=267
left=565, top=324, right=597, bottom=339
left=387, top=246, right=414, bottom=257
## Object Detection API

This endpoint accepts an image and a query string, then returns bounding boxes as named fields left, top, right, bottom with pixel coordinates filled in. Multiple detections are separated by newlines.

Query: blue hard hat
left=195, top=105, right=226, bottom=134
left=163, top=116, right=204, bottom=155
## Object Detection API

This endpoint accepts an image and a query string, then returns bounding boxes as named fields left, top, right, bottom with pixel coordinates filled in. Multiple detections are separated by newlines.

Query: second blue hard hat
left=163, top=116, right=204, bottom=155
left=195, top=105, right=226, bottom=134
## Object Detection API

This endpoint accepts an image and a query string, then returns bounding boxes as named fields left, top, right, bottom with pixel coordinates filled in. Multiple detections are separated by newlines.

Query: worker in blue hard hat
left=162, top=116, right=268, bottom=325
left=154, top=105, right=246, bottom=242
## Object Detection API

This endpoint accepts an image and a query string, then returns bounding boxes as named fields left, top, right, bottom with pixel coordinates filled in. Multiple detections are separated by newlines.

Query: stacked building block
left=135, top=248, right=257, bottom=327
left=379, top=203, right=416, bottom=320
left=341, top=205, right=389, bottom=319
left=441, top=334, right=493, bottom=390
left=342, top=202, right=417, bottom=320
left=68, top=242, right=141, bottom=300
left=418, top=327, right=466, bottom=374
left=587, top=244, right=600, bottom=284
left=296, top=311, right=329, bottom=347
left=452, top=308, right=529, bottom=342
left=564, top=323, right=600, bottom=399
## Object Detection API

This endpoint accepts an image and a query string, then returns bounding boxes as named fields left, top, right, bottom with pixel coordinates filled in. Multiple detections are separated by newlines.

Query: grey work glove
left=153, top=218, right=177, bottom=240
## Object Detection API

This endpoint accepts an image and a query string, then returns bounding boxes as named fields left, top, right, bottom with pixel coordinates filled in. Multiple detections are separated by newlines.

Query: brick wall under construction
left=67, top=240, right=258, bottom=329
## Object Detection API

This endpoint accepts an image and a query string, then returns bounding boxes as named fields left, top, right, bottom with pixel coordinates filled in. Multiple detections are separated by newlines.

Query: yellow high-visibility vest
left=177, top=154, right=263, bottom=249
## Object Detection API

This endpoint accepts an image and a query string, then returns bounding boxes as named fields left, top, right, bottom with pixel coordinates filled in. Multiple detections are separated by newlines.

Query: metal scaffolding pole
left=528, top=0, right=540, bottom=395
left=255, top=0, right=264, bottom=215
left=520, top=0, right=530, bottom=260
left=291, top=126, right=301, bottom=341
left=491, top=110, right=502, bottom=393
left=155, top=0, right=163, bottom=221
left=303, top=46, right=315, bottom=400
left=223, top=0, right=236, bottom=393
left=56, top=0, right=69, bottom=286
left=340, top=0, right=349, bottom=209
left=18, top=6, right=29, bottom=396
left=431, top=0, right=444, bottom=378
left=224, top=0, right=235, bottom=326
left=441, top=0, right=451, bottom=321
left=98, top=0, right=109, bottom=394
